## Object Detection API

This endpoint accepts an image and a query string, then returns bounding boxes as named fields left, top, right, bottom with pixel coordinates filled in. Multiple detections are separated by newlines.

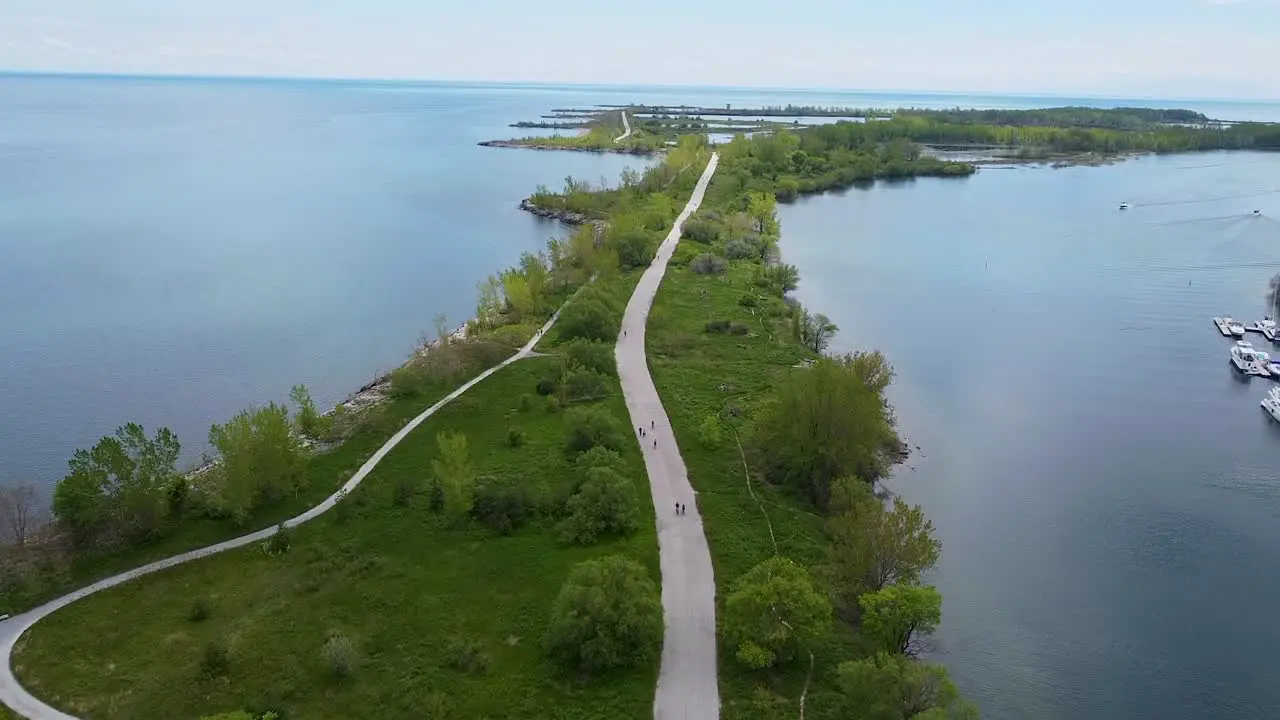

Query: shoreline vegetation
left=486, top=104, right=1280, bottom=171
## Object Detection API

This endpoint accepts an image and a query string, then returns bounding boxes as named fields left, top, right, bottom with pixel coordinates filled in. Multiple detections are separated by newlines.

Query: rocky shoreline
left=478, top=139, right=656, bottom=155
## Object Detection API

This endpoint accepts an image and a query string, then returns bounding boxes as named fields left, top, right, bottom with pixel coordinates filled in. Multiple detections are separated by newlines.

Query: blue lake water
left=2, top=74, right=1280, bottom=719
left=780, top=151, right=1280, bottom=720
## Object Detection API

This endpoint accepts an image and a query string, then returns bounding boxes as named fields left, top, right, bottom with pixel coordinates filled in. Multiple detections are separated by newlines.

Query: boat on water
left=1263, top=387, right=1280, bottom=422
left=1265, top=323, right=1280, bottom=343
left=1213, top=316, right=1238, bottom=336
left=1228, top=319, right=1247, bottom=337
left=1253, top=348, right=1280, bottom=376
left=1254, top=209, right=1263, bottom=216
left=1252, top=317, right=1277, bottom=338
left=1231, top=341, right=1272, bottom=376
left=1119, top=202, right=1130, bottom=210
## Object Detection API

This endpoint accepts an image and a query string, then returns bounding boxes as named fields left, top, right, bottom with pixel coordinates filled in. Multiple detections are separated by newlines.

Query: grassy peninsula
left=6, top=111, right=982, bottom=720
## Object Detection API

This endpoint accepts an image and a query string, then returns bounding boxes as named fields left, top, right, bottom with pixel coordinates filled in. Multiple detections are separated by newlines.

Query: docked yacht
left=1263, top=387, right=1280, bottom=422
left=1253, top=317, right=1278, bottom=341
left=1231, top=341, right=1271, bottom=376
left=1214, top=316, right=1246, bottom=337
left=1254, top=349, right=1280, bottom=377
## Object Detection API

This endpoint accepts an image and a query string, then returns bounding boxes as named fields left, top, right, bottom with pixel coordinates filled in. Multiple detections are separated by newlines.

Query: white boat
left=1228, top=319, right=1247, bottom=337
left=1231, top=341, right=1271, bottom=376
left=1254, top=349, right=1280, bottom=376
left=1265, top=324, right=1280, bottom=343
left=1119, top=202, right=1130, bottom=210
left=1254, top=209, right=1263, bottom=216
left=1263, top=387, right=1280, bottom=422
left=1213, top=316, right=1237, bottom=336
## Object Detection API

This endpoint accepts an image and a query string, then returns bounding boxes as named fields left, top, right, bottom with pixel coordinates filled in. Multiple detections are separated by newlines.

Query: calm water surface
left=780, top=151, right=1280, bottom=720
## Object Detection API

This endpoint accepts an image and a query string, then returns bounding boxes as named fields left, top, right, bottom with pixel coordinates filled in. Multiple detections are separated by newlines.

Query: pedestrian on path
left=681, top=503, right=686, bottom=515
left=653, top=438, right=657, bottom=449
left=675, top=502, right=680, bottom=515
left=651, top=420, right=655, bottom=429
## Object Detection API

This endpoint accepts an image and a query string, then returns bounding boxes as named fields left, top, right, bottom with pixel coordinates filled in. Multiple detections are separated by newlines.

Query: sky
left=1, top=0, right=1278, bottom=99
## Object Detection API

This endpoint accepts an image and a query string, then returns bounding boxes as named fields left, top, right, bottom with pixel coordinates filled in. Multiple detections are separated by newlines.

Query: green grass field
left=13, top=347, right=660, bottom=719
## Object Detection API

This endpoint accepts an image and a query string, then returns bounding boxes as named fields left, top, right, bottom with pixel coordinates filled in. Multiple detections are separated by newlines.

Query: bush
left=545, top=394, right=561, bottom=413
left=392, top=475, right=417, bottom=506
left=545, top=555, right=662, bottom=673
left=723, top=557, right=832, bottom=669
left=322, top=632, right=357, bottom=680
left=535, top=378, right=558, bottom=396
left=563, top=369, right=610, bottom=402
left=506, top=428, right=525, bottom=448
left=201, top=638, right=231, bottom=677
left=208, top=403, right=305, bottom=522
left=558, top=298, right=619, bottom=343
left=561, top=339, right=617, bottom=377
left=564, top=406, right=625, bottom=455
left=698, top=415, right=724, bottom=449
left=572, top=447, right=627, bottom=490
left=518, top=393, right=534, bottom=412
left=724, top=238, right=757, bottom=260
left=263, top=523, right=292, bottom=556
left=188, top=597, right=211, bottom=623
left=472, top=478, right=532, bottom=534
left=739, top=294, right=760, bottom=308
left=705, top=319, right=731, bottom=334
left=671, top=243, right=700, bottom=267
left=444, top=636, right=491, bottom=674
left=681, top=216, right=721, bottom=243
left=690, top=253, right=728, bottom=275
left=730, top=323, right=750, bottom=335
left=558, top=467, right=640, bottom=544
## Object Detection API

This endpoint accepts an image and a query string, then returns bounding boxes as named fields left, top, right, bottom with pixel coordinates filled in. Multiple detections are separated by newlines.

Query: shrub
left=546, top=555, right=662, bottom=673
left=739, top=294, right=760, bottom=308
left=681, top=216, right=721, bottom=243
left=572, top=447, right=627, bottom=490
left=558, top=298, right=619, bottom=342
left=698, top=415, right=724, bottom=449
left=506, top=428, right=525, bottom=448
left=392, top=475, right=417, bottom=506
left=545, top=394, right=561, bottom=413
left=444, top=636, right=491, bottom=674
left=322, top=632, right=357, bottom=680
left=705, top=319, right=731, bottom=334
left=671, top=243, right=700, bottom=267
left=723, top=557, right=832, bottom=669
left=263, top=523, right=292, bottom=556
left=188, top=597, right=211, bottom=623
left=563, top=369, right=610, bottom=402
left=730, top=323, right=750, bottom=335
left=518, top=393, right=534, bottom=412
left=690, top=253, right=728, bottom=275
left=558, top=467, right=640, bottom=544
left=561, top=339, right=617, bottom=377
left=201, top=638, right=231, bottom=677
left=472, top=478, right=532, bottom=534
left=724, top=238, right=757, bottom=260
left=535, top=378, right=558, bottom=396
left=564, top=406, right=625, bottom=455
left=208, top=403, right=305, bottom=522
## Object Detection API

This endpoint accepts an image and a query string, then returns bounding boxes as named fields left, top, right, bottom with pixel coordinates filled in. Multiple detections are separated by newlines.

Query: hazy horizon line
left=3, top=69, right=1278, bottom=106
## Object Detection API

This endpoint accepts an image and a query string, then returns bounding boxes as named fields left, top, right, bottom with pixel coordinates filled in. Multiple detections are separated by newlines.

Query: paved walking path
left=0, top=315, right=564, bottom=720
left=616, top=153, right=720, bottom=720
left=614, top=110, right=632, bottom=143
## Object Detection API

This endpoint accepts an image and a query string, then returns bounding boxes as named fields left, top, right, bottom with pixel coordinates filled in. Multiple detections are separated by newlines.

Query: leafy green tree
left=793, top=308, right=838, bottom=353
left=289, top=384, right=327, bottom=439
left=475, top=275, right=504, bottom=327
left=759, top=263, right=800, bottom=295
left=53, top=423, right=180, bottom=543
left=572, top=446, right=627, bottom=488
left=751, top=353, right=899, bottom=509
left=837, top=653, right=979, bottom=720
left=560, top=339, right=617, bottom=378
left=610, top=226, right=657, bottom=270
left=209, top=403, right=304, bottom=522
left=746, top=191, right=780, bottom=236
left=561, top=369, right=610, bottom=403
left=558, top=299, right=619, bottom=343
left=723, top=556, right=832, bottom=669
left=859, top=584, right=942, bottom=657
left=545, top=555, right=662, bottom=673
left=564, top=405, right=625, bottom=456
left=825, top=496, right=941, bottom=616
left=559, top=467, right=640, bottom=544
left=432, top=431, right=476, bottom=521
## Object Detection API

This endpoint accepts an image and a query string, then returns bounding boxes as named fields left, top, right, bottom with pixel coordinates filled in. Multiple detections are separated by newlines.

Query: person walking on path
left=681, top=503, right=686, bottom=515
left=675, top=502, right=680, bottom=515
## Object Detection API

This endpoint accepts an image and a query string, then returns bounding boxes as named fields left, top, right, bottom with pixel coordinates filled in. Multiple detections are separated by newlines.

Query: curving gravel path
left=614, top=110, right=632, bottom=143
left=0, top=313, right=564, bottom=720
left=616, top=153, right=721, bottom=720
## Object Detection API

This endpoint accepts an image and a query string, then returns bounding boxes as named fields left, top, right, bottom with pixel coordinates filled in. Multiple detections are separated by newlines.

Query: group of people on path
left=637, top=421, right=692, bottom=516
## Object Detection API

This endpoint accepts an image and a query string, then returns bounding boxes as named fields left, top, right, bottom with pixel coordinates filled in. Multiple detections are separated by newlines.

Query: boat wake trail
left=1133, top=188, right=1280, bottom=208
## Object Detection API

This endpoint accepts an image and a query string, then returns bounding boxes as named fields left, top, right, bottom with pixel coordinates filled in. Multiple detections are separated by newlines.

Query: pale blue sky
left=1, top=0, right=1277, bottom=98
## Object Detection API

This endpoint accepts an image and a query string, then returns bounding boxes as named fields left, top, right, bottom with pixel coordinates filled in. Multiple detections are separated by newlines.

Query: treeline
left=710, top=128, right=975, bottom=202
left=896, top=106, right=1212, bottom=130
left=810, top=115, right=1280, bottom=154
left=630, top=104, right=877, bottom=118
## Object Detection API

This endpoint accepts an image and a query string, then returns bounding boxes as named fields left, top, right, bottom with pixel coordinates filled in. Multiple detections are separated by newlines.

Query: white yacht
left=1228, top=319, right=1247, bottom=337
left=1119, top=202, right=1130, bottom=210
left=1254, top=349, right=1280, bottom=377
left=1231, top=341, right=1271, bottom=376
left=1263, top=387, right=1280, bottom=422
left=1213, top=316, right=1237, bottom=336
